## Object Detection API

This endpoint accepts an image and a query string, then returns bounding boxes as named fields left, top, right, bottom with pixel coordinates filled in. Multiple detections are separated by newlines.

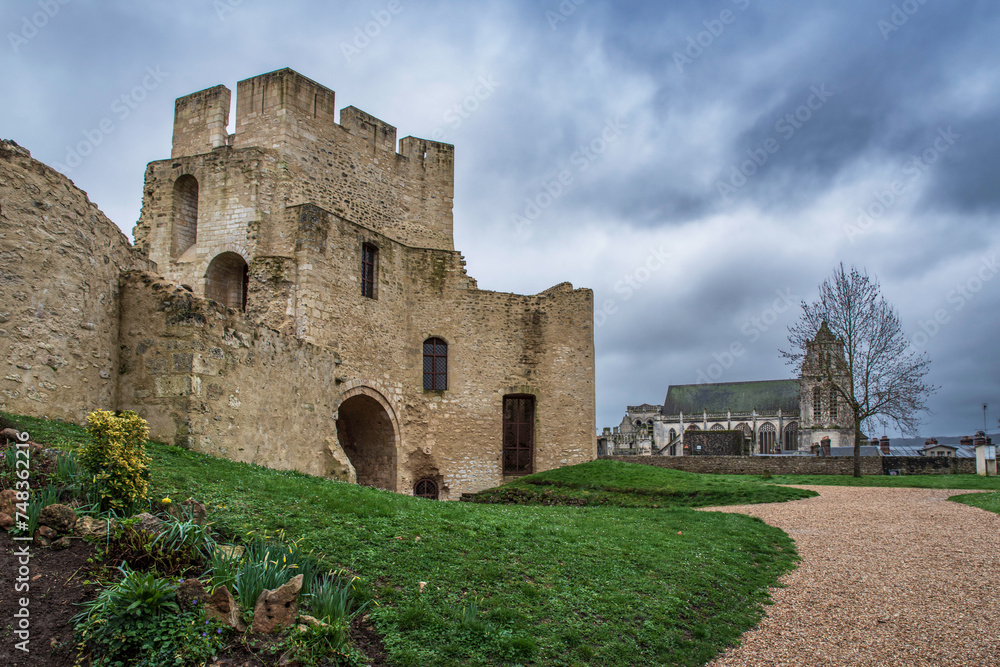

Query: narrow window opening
left=361, top=243, right=377, bottom=298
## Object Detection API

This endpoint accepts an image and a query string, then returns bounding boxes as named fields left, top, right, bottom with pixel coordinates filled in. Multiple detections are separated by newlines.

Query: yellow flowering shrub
left=81, top=410, right=152, bottom=512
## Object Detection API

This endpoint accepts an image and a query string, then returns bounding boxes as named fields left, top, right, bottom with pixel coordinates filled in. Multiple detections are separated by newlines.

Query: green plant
left=80, top=410, right=151, bottom=512
left=16, top=484, right=61, bottom=537
left=309, top=572, right=367, bottom=626
left=151, top=515, right=216, bottom=560
left=272, top=621, right=364, bottom=667
left=207, top=544, right=241, bottom=593
left=74, top=564, right=179, bottom=630
left=233, top=544, right=296, bottom=611
left=102, top=517, right=204, bottom=577
left=53, top=449, right=82, bottom=490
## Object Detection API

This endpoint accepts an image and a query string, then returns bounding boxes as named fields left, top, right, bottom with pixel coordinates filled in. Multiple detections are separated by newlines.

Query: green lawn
left=473, top=459, right=818, bottom=508
left=3, top=413, right=803, bottom=667
left=737, top=473, right=1000, bottom=491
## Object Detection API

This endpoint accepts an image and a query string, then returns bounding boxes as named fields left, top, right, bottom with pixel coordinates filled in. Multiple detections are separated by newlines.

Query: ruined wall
left=0, top=140, right=148, bottom=422
left=116, top=272, right=353, bottom=480
left=276, top=204, right=595, bottom=497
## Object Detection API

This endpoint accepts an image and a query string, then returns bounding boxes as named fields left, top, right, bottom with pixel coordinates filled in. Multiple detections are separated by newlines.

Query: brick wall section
left=600, top=455, right=977, bottom=475
left=0, top=140, right=149, bottom=422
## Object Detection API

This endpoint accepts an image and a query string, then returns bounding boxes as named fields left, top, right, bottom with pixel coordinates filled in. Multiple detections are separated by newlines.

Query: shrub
left=73, top=564, right=224, bottom=667
left=80, top=410, right=151, bottom=512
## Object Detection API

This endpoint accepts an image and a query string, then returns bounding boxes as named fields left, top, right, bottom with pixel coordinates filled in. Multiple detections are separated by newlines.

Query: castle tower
left=133, top=68, right=456, bottom=320
left=798, top=321, right=855, bottom=450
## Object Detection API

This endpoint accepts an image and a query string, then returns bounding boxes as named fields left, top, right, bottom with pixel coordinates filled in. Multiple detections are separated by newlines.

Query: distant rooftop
left=662, top=379, right=799, bottom=416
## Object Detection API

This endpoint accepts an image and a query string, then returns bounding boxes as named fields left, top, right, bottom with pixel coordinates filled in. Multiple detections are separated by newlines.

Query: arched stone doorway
left=336, top=393, right=397, bottom=491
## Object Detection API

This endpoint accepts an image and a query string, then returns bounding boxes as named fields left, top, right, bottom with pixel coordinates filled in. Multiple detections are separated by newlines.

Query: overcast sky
left=3, top=0, right=998, bottom=438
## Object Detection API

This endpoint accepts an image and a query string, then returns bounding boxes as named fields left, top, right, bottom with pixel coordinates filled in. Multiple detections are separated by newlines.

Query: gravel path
left=702, top=486, right=1000, bottom=667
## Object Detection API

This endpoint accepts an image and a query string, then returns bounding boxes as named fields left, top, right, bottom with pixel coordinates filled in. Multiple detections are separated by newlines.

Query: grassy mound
left=472, top=459, right=818, bottom=508
left=5, top=413, right=802, bottom=666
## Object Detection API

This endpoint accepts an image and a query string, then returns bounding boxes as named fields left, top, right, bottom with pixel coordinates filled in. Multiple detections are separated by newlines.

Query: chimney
left=973, top=433, right=987, bottom=448
left=821, top=436, right=831, bottom=457
left=925, top=438, right=938, bottom=447
left=879, top=436, right=890, bottom=455
left=960, top=435, right=974, bottom=447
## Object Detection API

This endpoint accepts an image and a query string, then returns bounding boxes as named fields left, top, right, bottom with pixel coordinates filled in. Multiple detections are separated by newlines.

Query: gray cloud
left=3, top=0, right=998, bottom=437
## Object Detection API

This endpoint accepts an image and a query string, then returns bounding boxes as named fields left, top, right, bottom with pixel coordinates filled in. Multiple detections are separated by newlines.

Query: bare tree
left=782, top=264, right=936, bottom=476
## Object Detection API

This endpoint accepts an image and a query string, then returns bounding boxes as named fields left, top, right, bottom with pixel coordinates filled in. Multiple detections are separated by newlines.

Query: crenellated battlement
left=171, top=68, right=453, bottom=168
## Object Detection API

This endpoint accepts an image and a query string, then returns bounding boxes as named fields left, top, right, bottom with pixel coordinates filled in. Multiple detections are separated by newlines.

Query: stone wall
left=600, top=455, right=977, bottom=475
left=686, top=430, right=743, bottom=456
left=116, top=272, right=353, bottom=480
left=0, top=140, right=148, bottom=422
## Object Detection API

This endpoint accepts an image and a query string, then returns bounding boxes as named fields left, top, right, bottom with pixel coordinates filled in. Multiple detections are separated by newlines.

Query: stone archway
left=335, top=392, right=397, bottom=491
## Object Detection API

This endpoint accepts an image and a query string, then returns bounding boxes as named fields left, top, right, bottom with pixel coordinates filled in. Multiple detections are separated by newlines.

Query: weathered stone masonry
left=1, top=68, right=597, bottom=499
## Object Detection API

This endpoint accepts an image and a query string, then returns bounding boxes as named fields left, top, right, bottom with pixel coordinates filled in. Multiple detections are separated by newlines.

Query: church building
left=601, top=323, right=855, bottom=455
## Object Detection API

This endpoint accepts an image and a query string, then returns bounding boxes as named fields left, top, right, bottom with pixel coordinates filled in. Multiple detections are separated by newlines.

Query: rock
left=34, top=526, right=58, bottom=546
left=214, top=544, right=245, bottom=560
left=39, top=503, right=77, bottom=534
left=169, top=498, right=208, bottom=524
left=0, top=489, right=17, bottom=517
left=252, top=574, right=303, bottom=634
left=133, top=512, right=164, bottom=534
left=298, top=614, right=329, bottom=629
left=177, top=578, right=208, bottom=610
left=206, top=585, right=246, bottom=632
left=0, top=512, right=14, bottom=531
left=75, top=515, right=110, bottom=539
left=0, top=427, right=22, bottom=443
left=50, top=536, right=72, bottom=550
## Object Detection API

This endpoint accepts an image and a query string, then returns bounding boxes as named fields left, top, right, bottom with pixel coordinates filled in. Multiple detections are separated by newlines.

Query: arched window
left=759, top=422, right=777, bottom=453
left=422, top=338, right=447, bottom=390
left=710, top=424, right=725, bottom=431
left=668, top=428, right=677, bottom=442
left=171, top=175, right=199, bottom=258
left=686, top=424, right=700, bottom=431
left=414, top=478, right=439, bottom=500
left=205, top=252, right=248, bottom=311
left=829, top=387, right=838, bottom=421
left=812, top=386, right=822, bottom=422
left=784, top=422, right=799, bottom=451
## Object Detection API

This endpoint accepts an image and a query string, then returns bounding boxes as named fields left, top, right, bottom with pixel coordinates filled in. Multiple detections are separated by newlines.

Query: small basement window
left=414, top=479, right=439, bottom=500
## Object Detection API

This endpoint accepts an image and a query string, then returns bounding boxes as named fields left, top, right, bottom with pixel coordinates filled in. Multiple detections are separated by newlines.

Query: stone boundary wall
left=600, top=455, right=976, bottom=476
left=686, top=431, right=744, bottom=456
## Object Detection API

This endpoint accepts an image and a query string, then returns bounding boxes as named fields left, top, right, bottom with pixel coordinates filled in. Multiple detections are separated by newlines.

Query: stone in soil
left=252, top=574, right=303, bottom=634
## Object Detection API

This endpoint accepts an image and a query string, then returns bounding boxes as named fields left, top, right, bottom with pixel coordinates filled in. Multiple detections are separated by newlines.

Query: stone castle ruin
left=1, top=68, right=596, bottom=499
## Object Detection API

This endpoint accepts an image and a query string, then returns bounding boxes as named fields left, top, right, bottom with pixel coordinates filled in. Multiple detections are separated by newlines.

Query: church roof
left=661, top=379, right=800, bottom=416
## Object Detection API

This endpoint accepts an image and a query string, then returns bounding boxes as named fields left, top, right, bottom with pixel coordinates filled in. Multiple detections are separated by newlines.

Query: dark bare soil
left=0, top=530, right=96, bottom=667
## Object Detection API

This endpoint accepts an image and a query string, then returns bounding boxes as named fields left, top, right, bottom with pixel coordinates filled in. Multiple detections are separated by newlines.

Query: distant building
left=600, top=322, right=855, bottom=455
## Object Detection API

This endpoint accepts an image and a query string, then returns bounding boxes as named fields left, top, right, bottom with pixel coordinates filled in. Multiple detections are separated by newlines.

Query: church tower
left=798, top=321, right=856, bottom=450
